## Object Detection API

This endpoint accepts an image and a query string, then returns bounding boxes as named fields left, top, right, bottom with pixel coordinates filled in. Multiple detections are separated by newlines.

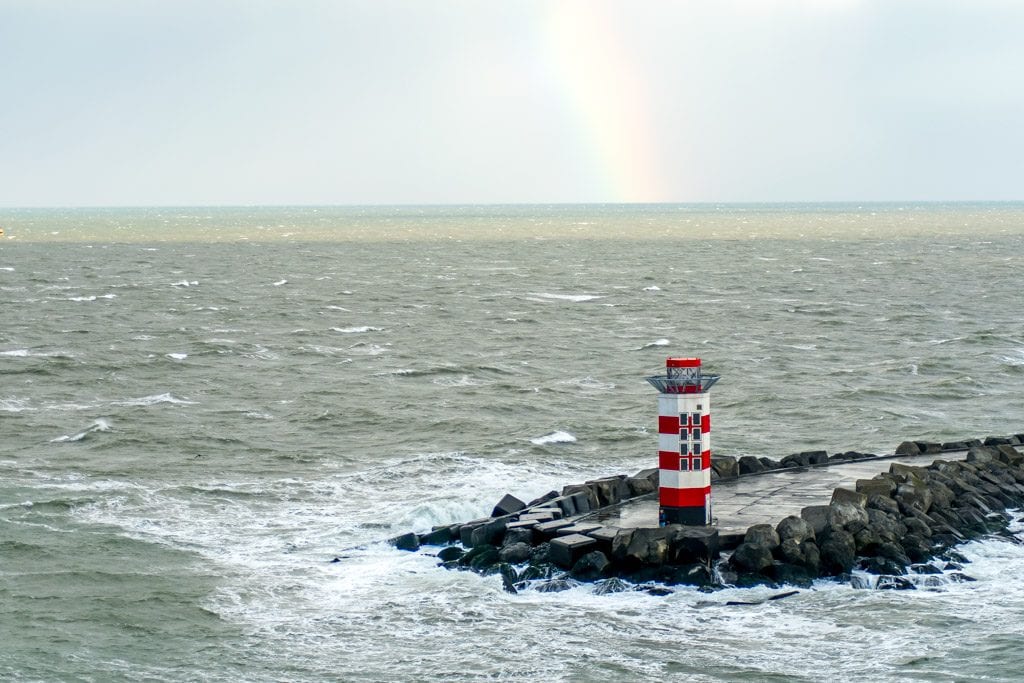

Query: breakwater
left=388, top=435, right=1024, bottom=594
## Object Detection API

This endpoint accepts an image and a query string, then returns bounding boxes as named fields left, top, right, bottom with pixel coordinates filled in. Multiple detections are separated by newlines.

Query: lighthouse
left=647, top=357, right=720, bottom=526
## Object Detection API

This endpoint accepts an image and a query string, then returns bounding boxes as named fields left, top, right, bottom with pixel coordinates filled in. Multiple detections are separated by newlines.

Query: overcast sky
left=2, top=0, right=1022, bottom=206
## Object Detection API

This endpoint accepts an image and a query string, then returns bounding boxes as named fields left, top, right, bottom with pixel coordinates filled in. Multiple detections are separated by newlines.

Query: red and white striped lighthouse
left=647, top=358, right=720, bottom=526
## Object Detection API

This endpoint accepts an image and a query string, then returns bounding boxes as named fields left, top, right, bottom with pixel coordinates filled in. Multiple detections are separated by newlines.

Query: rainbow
left=541, top=5, right=675, bottom=203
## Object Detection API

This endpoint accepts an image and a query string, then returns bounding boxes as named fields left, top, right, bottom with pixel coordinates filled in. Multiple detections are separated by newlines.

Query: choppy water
left=2, top=204, right=1024, bottom=681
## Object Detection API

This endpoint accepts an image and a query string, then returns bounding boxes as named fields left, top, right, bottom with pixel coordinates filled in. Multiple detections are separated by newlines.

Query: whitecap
left=112, top=393, right=196, bottom=407
left=272, top=279, right=288, bottom=286
left=0, top=398, right=32, bottom=412
left=0, top=349, right=31, bottom=357
left=166, top=353, right=188, bottom=360
left=527, top=292, right=603, bottom=303
left=170, top=280, right=198, bottom=287
left=0, top=266, right=14, bottom=271
left=636, top=339, right=670, bottom=350
left=50, top=418, right=112, bottom=443
left=530, top=430, right=577, bottom=446
left=642, top=286, right=661, bottom=291
left=332, top=326, right=382, bottom=334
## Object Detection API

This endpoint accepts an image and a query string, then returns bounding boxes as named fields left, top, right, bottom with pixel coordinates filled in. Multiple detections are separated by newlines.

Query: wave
left=67, top=294, right=116, bottom=302
left=332, top=326, right=383, bottom=334
left=642, top=286, right=661, bottom=291
left=51, top=418, right=112, bottom=443
left=166, top=353, right=188, bottom=360
left=272, top=279, right=288, bottom=286
left=170, top=280, right=198, bottom=287
left=112, top=393, right=196, bottom=407
left=527, top=292, right=604, bottom=303
left=0, top=397, right=32, bottom=412
left=637, top=339, right=670, bottom=350
left=530, top=430, right=577, bottom=446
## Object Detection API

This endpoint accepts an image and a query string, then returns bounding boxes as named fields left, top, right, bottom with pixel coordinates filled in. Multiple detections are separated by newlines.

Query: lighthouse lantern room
left=647, top=357, right=720, bottom=526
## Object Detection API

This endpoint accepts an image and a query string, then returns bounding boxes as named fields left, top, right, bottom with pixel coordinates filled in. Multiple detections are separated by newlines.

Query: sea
left=2, top=203, right=1024, bottom=682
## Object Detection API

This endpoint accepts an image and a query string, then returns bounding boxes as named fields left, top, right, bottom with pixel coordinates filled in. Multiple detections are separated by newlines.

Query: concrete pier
left=588, top=450, right=973, bottom=535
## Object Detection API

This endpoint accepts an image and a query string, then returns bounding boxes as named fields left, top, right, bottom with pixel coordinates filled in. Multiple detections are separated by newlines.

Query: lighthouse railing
left=646, top=374, right=720, bottom=394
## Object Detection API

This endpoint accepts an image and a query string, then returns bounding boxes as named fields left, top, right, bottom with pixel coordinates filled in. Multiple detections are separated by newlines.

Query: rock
left=567, top=492, right=592, bottom=515
left=593, top=577, right=632, bottom=595
left=711, top=455, right=739, bottom=479
left=670, top=526, right=720, bottom=564
left=498, top=542, right=533, bottom=564
left=806, top=450, right=829, bottom=465
left=585, top=526, right=619, bottom=555
left=819, top=530, right=857, bottom=574
left=738, top=455, right=766, bottom=475
left=967, top=446, right=997, bottom=463
left=876, top=541, right=911, bottom=567
left=901, top=533, right=932, bottom=562
left=744, top=523, right=781, bottom=550
left=800, top=505, right=831, bottom=537
left=780, top=452, right=811, bottom=468
left=759, top=457, right=779, bottom=470
left=867, top=494, right=901, bottom=517
left=776, top=538, right=820, bottom=574
left=461, top=545, right=500, bottom=572
left=469, top=519, right=507, bottom=548
left=498, top=563, right=519, bottom=594
left=549, top=534, right=598, bottom=568
left=609, top=528, right=636, bottom=562
left=419, top=525, right=456, bottom=546
left=562, top=484, right=601, bottom=511
left=730, top=541, right=774, bottom=574
left=534, top=578, right=578, bottom=593
left=625, top=468, right=659, bottom=496
left=831, top=488, right=868, bottom=508
left=860, top=557, right=909, bottom=573
left=984, top=436, right=1016, bottom=446
left=903, top=516, right=932, bottom=538
left=437, top=546, right=464, bottom=562
left=525, top=490, right=559, bottom=507
left=529, top=542, right=552, bottom=565
left=624, top=527, right=672, bottom=567
left=388, top=532, right=420, bottom=551
left=502, top=526, right=535, bottom=547
left=895, top=441, right=922, bottom=456
left=914, top=441, right=942, bottom=454
left=587, top=477, right=631, bottom=507
left=894, top=483, right=933, bottom=515
left=771, top=562, right=815, bottom=587
left=856, top=478, right=896, bottom=498
left=827, top=502, right=869, bottom=534
left=876, top=575, right=917, bottom=590
left=534, top=519, right=574, bottom=539
left=866, top=508, right=907, bottom=543
left=717, top=530, right=746, bottom=551
left=491, top=493, right=526, bottom=517
left=777, top=515, right=815, bottom=544
left=570, top=550, right=610, bottom=580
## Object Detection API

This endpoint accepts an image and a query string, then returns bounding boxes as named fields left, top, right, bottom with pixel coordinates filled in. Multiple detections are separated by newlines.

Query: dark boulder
left=662, top=563, right=714, bottom=587
left=777, top=515, right=815, bottom=544
left=623, top=527, right=672, bottom=567
left=549, top=534, right=598, bottom=569
left=562, top=483, right=601, bottom=511
left=570, top=550, right=611, bottom=580
left=469, top=519, right=507, bottom=548
left=625, top=468, right=659, bottom=496
left=437, top=546, right=464, bottom=562
left=491, top=493, right=526, bottom=517
left=831, top=488, right=868, bottom=508
left=669, top=526, right=720, bottom=564
left=744, top=524, right=781, bottom=550
left=876, top=575, right=917, bottom=590
left=867, top=494, right=901, bottom=517
left=730, top=541, right=774, bottom=574
left=856, top=478, right=896, bottom=498
left=461, top=545, right=500, bottom=572
left=759, top=457, right=779, bottom=470
left=586, top=477, right=631, bottom=507
left=498, top=542, right=533, bottom=564
left=593, top=577, right=632, bottom=595
left=819, top=530, right=857, bottom=575
left=388, top=532, right=420, bottom=552
left=738, top=456, right=766, bottom=475
left=900, top=533, right=933, bottom=563
left=895, top=441, right=922, bottom=456
left=771, top=562, right=816, bottom=587
left=502, top=526, right=535, bottom=547
left=711, top=455, right=739, bottom=479
left=419, top=525, right=456, bottom=546
left=800, top=505, right=831, bottom=537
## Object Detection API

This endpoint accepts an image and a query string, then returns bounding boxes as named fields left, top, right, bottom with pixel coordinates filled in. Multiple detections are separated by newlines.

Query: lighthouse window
left=693, top=457, right=702, bottom=470
left=691, top=412, right=702, bottom=424
left=692, top=429, right=701, bottom=442
left=679, top=458, right=689, bottom=471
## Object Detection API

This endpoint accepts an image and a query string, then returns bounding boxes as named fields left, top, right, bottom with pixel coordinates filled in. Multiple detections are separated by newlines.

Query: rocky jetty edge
left=381, top=435, right=1024, bottom=595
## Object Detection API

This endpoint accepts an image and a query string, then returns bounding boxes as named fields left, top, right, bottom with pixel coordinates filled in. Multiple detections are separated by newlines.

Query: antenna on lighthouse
left=647, top=357, right=720, bottom=526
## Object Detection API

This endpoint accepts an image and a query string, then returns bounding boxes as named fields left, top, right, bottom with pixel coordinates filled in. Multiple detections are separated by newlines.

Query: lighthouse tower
left=647, top=358, right=720, bottom=526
